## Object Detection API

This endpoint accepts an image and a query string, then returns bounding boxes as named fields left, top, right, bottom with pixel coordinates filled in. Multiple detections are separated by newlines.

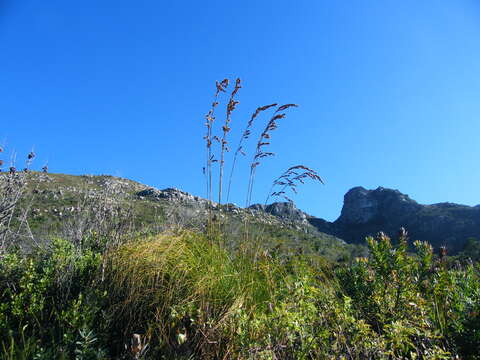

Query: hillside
left=11, top=171, right=357, bottom=262
left=15, top=172, right=480, bottom=255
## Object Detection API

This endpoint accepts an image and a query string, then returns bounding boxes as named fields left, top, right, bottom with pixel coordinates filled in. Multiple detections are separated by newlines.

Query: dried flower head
left=276, top=103, right=298, bottom=112
left=377, top=231, right=389, bottom=242
left=398, top=227, right=408, bottom=239
left=267, top=165, right=323, bottom=204
left=439, top=245, right=447, bottom=259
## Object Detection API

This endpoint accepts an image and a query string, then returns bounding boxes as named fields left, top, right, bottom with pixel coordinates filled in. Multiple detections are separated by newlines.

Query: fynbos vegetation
left=1, top=82, right=479, bottom=359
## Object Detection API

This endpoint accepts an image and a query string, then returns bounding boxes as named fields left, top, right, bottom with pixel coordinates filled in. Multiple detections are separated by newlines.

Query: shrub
left=337, top=231, right=480, bottom=359
left=0, top=238, right=106, bottom=359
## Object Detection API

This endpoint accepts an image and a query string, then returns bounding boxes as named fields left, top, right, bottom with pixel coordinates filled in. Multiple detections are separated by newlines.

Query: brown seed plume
left=266, top=165, right=324, bottom=204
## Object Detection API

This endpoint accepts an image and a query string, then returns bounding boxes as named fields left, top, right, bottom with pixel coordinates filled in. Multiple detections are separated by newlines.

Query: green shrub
left=337, top=232, right=480, bottom=359
left=0, top=238, right=106, bottom=359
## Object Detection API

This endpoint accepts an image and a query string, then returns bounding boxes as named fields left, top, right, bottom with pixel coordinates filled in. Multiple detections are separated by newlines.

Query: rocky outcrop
left=308, top=186, right=480, bottom=253
left=249, top=202, right=309, bottom=224
left=137, top=185, right=480, bottom=253
left=336, top=187, right=421, bottom=225
left=137, top=187, right=209, bottom=205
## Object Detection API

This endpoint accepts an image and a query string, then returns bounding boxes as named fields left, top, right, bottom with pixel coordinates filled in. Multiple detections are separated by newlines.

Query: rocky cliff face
left=308, top=186, right=480, bottom=253
left=336, top=187, right=421, bottom=225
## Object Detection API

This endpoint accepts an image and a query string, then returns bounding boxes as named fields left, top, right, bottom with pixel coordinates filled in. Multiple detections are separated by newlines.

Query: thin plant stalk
left=218, top=78, right=241, bottom=204
left=265, top=165, right=324, bottom=205
left=246, top=104, right=298, bottom=207
left=204, top=79, right=228, bottom=204
left=226, top=103, right=277, bottom=204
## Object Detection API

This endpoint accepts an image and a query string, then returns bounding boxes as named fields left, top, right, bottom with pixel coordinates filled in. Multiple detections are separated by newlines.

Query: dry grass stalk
left=202, top=79, right=311, bottom=214
left=226, top=103, right=277, bottom=204
left=265, top=165, right=324, bottom=204
left=0, top=148, right=36, bottom=252
left=204, top=79, right=229, bottom=205
left=246, top=104, right=298, bottom=207
left=218, top=78, right=241, bottom=204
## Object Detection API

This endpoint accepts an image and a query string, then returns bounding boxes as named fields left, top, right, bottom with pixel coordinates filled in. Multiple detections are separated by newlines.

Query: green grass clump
left=103, top=231, right=291, bottom=358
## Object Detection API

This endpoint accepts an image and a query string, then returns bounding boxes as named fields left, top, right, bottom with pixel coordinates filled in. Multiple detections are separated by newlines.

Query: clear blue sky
left=2, top=0, right=480, bottom=221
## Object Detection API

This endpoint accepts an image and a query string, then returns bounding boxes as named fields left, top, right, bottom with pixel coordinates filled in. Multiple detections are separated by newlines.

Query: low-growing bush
left=0, top=238, right=106, bottom=359
left=337, top=231, right=480, bottom=359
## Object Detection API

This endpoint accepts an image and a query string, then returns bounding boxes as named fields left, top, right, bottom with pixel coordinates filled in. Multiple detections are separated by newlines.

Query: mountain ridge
left=303, top=186, right=480, bottom=252
left=9, top=171, right=480, bottom=254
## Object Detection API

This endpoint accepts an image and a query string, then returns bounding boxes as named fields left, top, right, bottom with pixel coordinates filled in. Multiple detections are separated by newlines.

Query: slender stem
left=226, top=150, right=239, bottom=204
left=218, top=79, right=240, bottom=204
left=227, top=104, right=277, bottom=205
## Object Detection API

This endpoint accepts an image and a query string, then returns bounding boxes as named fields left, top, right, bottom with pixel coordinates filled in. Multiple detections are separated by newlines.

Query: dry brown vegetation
left=202, top=78, right=322, bottom=211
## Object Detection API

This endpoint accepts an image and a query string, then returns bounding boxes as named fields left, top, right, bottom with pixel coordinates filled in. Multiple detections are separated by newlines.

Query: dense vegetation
left=1, top=226, right=479, bottom=359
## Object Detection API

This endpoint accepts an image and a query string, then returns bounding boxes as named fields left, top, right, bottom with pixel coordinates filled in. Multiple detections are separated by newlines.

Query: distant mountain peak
left=337, top=186, right=419, bottom=225
left=308, top=185, right=480, bottom=253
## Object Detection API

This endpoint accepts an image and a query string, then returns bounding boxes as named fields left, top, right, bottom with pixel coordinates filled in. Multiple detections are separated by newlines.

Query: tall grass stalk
left=204, top=79, right=228, bottom=205
left=218, top=78, right=241, bottom=204
left=265, top=165, right=324, bottom=205
left=226, top=103, right=277, bottom=204
left=204, top=79, right=228, bottom=235
left=246, top=104, right=297, bottom=207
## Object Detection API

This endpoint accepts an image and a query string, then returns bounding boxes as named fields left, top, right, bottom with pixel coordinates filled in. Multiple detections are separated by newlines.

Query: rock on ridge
left=336, top=186, right=421, bottom=225
left=137, top=187, right=210, bottom=205
left=249, top=202, right=308, bottom=224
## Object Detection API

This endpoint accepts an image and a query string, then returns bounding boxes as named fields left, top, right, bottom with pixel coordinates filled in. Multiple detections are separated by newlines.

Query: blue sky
left=1, top=0, right=480, bottom=221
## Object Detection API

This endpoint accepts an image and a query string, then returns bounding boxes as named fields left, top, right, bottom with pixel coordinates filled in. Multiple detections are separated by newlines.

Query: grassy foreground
left=1, top=230, right=479, bottom=359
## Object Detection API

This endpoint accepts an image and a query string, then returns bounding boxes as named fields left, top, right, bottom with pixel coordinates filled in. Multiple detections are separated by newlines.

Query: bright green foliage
left=338, top=233, right=480, bottom=359
left=0, top=238, right=106, bottom=359
left=1, top=231, right=480, bottom=359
